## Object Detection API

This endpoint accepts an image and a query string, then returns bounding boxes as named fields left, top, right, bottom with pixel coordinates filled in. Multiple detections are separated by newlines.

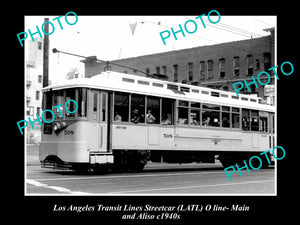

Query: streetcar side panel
left=111, top=124, right=271, bottom=153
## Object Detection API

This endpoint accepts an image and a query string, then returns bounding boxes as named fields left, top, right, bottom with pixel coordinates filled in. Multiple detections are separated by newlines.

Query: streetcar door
left=99, top=92, right=109, bottom=152
left=89, top=90, right=101, bottom=151
left=89, top=90, right=109, bottom=152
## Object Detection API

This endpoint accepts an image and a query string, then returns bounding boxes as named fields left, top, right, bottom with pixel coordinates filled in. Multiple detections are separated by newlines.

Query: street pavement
left=26, top=145, right=275, bottom=195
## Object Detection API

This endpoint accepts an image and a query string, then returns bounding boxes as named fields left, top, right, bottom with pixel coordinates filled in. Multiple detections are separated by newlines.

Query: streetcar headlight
left=53, top=123, right=59, bottom=134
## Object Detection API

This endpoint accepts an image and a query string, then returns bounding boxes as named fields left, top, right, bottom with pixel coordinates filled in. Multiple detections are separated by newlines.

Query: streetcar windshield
left=42, top=88, right=87, bottom=120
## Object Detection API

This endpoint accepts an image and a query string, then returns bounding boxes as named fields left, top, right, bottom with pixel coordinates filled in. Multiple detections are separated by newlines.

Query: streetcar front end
left=39, top=86, right=113, bottom=171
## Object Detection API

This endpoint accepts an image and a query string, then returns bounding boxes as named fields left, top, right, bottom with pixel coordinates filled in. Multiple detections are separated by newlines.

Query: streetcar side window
left=178, top=100, right=189, bottom=125
left=101, top=93, right=107, bottom=122
left=190, top=101, right=201, bottom=126
left=131, top=94, right=145, bottom=123
left=161, top=98, right=174, bottom=125
left=114, top=92, right=129, bottom=122
left=250, top=110, right=259, bottom=131
left=269, top=112, right=275, bottom=134
left=242, top=108, right=250, bottom=131
left=221, top=106, right=230, bottom=128
left=259, top=111, right=268, bottom=133
left=202, top=103, right=220, bottom=127
left=231, top=107, right=240, bottom=129
left=93, top=92, right=98, bottom=112
left=146, top=96, right=160, bottom=124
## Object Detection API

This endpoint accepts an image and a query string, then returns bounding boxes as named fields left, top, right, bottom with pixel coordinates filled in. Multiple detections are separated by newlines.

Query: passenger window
left=242, top=109, right=250, bottom=131
left=270, top=112, right=275, bottom=134
left=190, top=102, right=200, bottom=126
left=146, top=96, right=160, bottom=124
left=202, top=103, right=220, bottom=127
left=250, top=110, right=259, bottom=131
left=221, top=106, right=230, bottom=128
left=101, top=93, right=107, bottom=122
left=231, top=107, right=240, bottom=128
left=190, top=109, right=200, bottom=125
left=114, top=92, right=129, bottom=122
left=93, top=92, right=98, bottom=112
left=178, top=100, right=189, bottom=125
left=259, top=111, right=268, bottom=132
left=161, top=98, right=174, bottom=125
left=131, top=94, right=145, bottom=123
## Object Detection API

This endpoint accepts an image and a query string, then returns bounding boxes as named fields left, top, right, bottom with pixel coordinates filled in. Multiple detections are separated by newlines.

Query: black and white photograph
left=14, top=7, right=297, bottom=222
left=24, top=13, right=277, bottom=195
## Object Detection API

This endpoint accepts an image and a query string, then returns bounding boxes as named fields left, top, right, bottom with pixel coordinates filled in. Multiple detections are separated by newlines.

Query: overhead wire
left=184, top=16, right=274, bottom=55
left=134, top=16, right=273, bottom=58
left=96, top=17, right=274, bottom=81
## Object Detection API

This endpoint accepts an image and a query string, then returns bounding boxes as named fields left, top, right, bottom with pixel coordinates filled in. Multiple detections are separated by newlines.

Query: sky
left=24, top=15, right=276, bottom=84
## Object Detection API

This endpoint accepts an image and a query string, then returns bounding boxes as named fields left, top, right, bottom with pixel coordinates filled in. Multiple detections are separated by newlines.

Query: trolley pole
left=43, top=18, right=49, bottom=88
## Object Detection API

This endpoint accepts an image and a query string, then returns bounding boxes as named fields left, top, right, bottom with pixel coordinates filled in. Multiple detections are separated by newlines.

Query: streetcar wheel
left=127, top=151, right=149, bottom=172
left=112, top=151, right=129, bottom=172
left=218, top=154, right=247, bottom=168
left=128, top=160, right=147, bottom=172
left=218, top=156, right=236, bottom=168
left=93, top=164, right=109, bottom=174
left=72, top=164, right=90, bottom=174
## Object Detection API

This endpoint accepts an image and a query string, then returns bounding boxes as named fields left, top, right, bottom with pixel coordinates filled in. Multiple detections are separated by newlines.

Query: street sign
left=264, top=84, right=275, bottom=96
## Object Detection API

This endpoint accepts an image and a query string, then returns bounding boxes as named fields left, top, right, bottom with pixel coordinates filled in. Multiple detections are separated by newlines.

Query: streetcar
left=39, top=71, right=275, bottom=172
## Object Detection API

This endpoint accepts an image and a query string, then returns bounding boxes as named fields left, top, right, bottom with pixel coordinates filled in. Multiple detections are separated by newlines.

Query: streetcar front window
left=78, top=88, right=87, bottom=117
left=42, top=88, right=87, bottom=120
left=43, top=90, right=53, bottom=120
left=65, top=88, right=76, bottom=118
left=53, top=90, right=65, bottom=119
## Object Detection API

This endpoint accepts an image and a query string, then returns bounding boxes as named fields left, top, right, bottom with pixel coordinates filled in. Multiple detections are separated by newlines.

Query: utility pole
left=43, top=18, right=49, bottom=87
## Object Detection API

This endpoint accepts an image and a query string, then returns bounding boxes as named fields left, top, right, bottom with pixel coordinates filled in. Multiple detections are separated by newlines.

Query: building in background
left=26, top=37, right=44, bottom=143
left=82, top=28, right=274, bottom=99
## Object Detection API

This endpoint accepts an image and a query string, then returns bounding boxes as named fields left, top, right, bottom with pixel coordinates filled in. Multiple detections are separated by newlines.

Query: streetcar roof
left=42, top=71, right=275, bottom=112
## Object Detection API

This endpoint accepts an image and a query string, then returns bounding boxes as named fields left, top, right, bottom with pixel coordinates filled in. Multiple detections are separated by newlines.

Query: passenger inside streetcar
left=161, top=114, right=172, bottom=125
left=191, top=117, right=200, bottom=125
left=202, top=117, right=211, bottom=126
left=146, top=110, right=156, bottom=124
left=114, top=112, right=122, bottom=122
left=131, top=109, right=143, bottom=124
left=222, top=116, right=230, bottom=128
